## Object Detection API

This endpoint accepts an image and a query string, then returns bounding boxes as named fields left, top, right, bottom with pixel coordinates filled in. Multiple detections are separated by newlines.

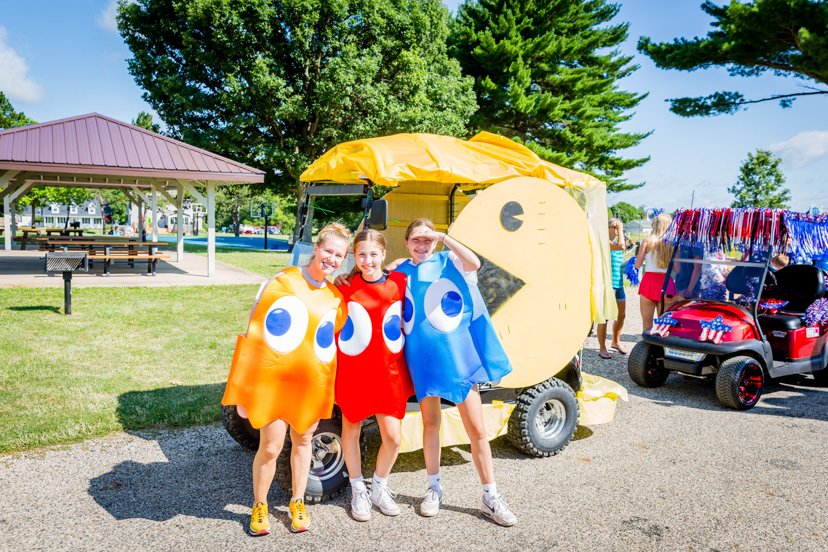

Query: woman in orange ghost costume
left=222, top=223, right=350, bottom=535
left=335, top=229, right=415, bottom=522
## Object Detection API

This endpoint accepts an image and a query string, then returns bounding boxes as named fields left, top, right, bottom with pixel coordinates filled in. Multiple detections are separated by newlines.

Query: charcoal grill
left=45, top=252, right=88, bottom=315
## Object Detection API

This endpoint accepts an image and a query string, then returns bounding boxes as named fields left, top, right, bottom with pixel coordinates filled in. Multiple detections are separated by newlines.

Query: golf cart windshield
left=669, top=246, right=769, bottom=305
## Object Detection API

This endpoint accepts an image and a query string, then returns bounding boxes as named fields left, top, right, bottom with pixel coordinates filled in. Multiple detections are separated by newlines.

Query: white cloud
left=0, top=27, right=44, bottom=104
left=769, top=131, right=828, bottom=169
left=96, top=1, right=119, bottom=33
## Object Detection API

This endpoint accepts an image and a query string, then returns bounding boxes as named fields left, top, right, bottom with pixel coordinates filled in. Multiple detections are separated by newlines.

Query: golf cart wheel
left=221, top=404, right=260, bottom=451
left=507, top=378, right=579, bottom=458
left=716, top=356, right=764, bottom=410
left=275, top=406, right=366, bottom=503
left=627, top=341, right=669, bottom=388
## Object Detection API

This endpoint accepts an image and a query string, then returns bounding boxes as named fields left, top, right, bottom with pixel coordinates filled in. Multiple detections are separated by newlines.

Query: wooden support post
left=176, top=182, right=184, bottom=262
left=207, top=182, right=215, bottom=277
left=151, top=188, right=158, bottom=242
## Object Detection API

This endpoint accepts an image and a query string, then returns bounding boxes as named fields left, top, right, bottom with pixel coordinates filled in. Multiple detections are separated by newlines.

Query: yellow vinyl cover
left=398, top=373, right=628, bottom=453
left=300, top=132, right=616, bottom=323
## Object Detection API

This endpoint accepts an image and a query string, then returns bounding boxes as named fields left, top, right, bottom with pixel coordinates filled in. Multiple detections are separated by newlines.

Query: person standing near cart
left=597, top=218, right=627, bottom=359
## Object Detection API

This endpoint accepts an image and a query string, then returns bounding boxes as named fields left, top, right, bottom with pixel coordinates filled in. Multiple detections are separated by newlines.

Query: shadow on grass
left=88, top=383, right=269, bottom=530
left=6, top=305, right=60, bottom=313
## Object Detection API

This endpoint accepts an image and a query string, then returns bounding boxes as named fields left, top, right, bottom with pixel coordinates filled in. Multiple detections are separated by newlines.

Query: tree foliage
left=608, top=202, right=644, bottom=224
left=728, top=149, right=791, bottom=208
left=118, top=0, right=477, bottom=235
left=0, top=92, right=36, bottom=130
left=638, top=0, right=828, bottom=116
left=449, top=0, right=651, bottom=192
left=132, top=111, right=161, bottom=133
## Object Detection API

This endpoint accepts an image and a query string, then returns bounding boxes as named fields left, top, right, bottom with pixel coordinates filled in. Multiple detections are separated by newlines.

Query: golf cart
left=221, top=132, right=628, bottom=501
left=628, top=208, right=828, bottom=410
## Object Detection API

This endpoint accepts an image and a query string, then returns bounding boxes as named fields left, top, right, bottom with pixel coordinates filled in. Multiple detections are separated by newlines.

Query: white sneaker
left=350, top=488, right=372, bottom=522
left=481, top=494, right=516, bottom=527
left=420, top=487, right=442, bottom=517
left=371, top=486, right=401, bottom=516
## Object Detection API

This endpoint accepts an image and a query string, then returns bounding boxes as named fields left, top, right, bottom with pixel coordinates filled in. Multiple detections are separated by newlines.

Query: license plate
left=664, top=348, right=705, bottom=362
left=807, top=326, right=820, bottom=338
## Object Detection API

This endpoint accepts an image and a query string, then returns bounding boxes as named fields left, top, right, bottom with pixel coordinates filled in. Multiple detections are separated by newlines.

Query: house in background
left=626, top=218, right=652, bottom=237
left=40, top=200, right=103, bottom=229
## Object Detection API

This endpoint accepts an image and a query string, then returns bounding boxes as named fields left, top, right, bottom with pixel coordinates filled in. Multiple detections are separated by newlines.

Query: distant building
left=626, top=218, right=652, bottom=236
left=39, top=200, right=103, bottom=229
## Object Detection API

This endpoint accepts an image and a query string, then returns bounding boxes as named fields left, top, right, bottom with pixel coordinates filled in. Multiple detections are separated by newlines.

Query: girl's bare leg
left=419, top=396, right=442, bottom=476
left=640, top=296, right=658, bottom=331
left=374, top=414, right=402, bottom=479
left=611, top=300, right=627, bottom=349
left=456, top=385, right=494, bottom=485
left=290, top=421, right=319, bottom=499
left=341, top=417, right=363, bottom=480
left=252, top=419, right=288, bottom=504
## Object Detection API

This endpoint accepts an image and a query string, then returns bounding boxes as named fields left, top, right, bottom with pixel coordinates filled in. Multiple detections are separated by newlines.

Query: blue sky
left=1, top=0, right=826, bottom=212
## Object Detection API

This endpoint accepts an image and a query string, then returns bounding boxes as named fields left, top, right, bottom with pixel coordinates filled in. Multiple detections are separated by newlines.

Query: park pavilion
left=0, top=113, right=265, bottom=276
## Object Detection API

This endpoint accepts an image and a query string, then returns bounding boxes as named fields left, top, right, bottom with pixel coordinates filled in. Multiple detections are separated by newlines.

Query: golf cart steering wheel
left=763, top=270, right=777, bottom=291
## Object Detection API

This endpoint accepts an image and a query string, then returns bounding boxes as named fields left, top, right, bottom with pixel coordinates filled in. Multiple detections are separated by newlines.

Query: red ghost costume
left=222, top=266, right=347, bottom=433
left=336, top=271, right=415, bottom=422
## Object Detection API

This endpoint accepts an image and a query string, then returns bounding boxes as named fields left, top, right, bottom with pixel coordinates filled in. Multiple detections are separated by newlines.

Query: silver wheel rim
left=534, top=399, right=566, bottom=440
left=310, top=432, right=344, bottom=481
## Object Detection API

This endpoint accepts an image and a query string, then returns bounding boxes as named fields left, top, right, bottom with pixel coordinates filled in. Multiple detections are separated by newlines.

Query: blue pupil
left=266, top=308, right=291, bottom=336
left=404, top=297, right=414, bottom=322
left=316, top=321, right=335, bottom=348
left=340, top=316, right=355, bottom=341
left=384, top=315, right=402, bottom=341
left=441, top=291, right=462, bottom=317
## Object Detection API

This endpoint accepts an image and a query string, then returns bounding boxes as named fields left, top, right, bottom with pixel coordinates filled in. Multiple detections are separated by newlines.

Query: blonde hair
left=608, top=217, right=621, bottom=228
left=316, top=221, right=351, bottom=248
left=350, top=229, right=387, bottom=278
left=649, top=213, right=674, bottom=269
left=405, top=218, right=436, bottom=240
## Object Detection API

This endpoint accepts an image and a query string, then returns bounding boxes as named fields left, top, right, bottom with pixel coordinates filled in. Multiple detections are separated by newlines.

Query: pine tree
left=449, top=0, right=651, bottom=192
left=728, top=150, right=791, bottom=208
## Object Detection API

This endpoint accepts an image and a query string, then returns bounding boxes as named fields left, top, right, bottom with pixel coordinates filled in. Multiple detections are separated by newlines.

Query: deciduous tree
left=449, top=0, right=651, bottom=192
left=638, top=0, right=828, bottom=117
left=0, top=92, right=36, bottom=129
left=728, top=149, right=791, bottom=208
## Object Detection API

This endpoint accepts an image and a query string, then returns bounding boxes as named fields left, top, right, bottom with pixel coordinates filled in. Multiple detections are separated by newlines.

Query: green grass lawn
left=0, top=285, right=268, bottom=453
left=182, top=243, right=291, bottom=278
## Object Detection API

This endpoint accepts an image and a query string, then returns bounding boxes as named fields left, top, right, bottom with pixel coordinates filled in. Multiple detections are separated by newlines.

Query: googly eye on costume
left=424, top=278, right=464, bottom=333
left=314, top=309, right=338, bottom=363
left=264, top=296, right=310, bottom=354
left=382, top=300, right=405, bottom=353
left=403, top=286, right=416, bottom=335
left=338, top=302, right=372, bottom=356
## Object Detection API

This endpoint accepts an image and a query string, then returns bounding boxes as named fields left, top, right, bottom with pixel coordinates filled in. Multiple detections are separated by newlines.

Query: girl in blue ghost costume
left=393, top=219, right=517, bottom=527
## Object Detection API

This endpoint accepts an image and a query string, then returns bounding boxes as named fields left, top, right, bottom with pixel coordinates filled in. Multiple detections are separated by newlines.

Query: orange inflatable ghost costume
left=222, top=267, right=347, bottom=433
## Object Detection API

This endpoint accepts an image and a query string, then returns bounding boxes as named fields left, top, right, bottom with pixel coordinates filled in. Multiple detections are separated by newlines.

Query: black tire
left=274, top=407, right=367, bottom=503
left=221, top=404, right=260, bottom=451
left=715, top=356, right=764, bottom=410
left=508, top=378, right=579, bottom=457
left=627, top=341, right=669, bottom=388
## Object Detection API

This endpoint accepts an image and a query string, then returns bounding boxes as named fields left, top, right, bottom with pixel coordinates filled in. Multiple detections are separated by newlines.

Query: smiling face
left=355, top=241, right=387, bottom=281
left=310, top=237, right=349, bottom=279
left=404, top=227, right=438, bottom=264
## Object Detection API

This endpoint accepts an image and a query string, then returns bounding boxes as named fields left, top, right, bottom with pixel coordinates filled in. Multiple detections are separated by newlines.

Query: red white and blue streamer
left=803, top=298, right=828, bottom=327
left=699, top=315, right=733, bottom=345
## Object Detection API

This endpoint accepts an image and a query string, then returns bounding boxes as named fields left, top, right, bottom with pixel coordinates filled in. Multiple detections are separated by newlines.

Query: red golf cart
left=628, top=208, right=828, bottom=410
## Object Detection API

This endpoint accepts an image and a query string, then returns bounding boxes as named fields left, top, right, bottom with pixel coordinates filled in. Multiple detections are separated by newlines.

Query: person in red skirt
left=336, top=229, right=415, bottom=522
left=635, top=213, right=676, bottom=330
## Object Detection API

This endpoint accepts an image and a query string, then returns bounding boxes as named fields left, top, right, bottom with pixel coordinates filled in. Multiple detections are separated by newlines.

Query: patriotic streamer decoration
left=803, top=298, right=828, bottom=327
left=699, top=315, right=733, bottom=345
left=758, top=299, right=788, bottom=314
left=700, top=282, right=727, bottom=302
left=649, top=312, right=678, bottom=337
left=645, top=208, right=665, bottom=221
left=624, top=260, right=640, bottom=286
left=662, top=207, right=828, bottom=260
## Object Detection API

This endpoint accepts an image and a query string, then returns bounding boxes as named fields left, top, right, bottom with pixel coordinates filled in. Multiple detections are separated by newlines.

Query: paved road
left=2, top=294, right=827, bottom=551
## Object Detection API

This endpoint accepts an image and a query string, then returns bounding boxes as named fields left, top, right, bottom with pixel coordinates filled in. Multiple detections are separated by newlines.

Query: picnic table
left=13, top=228, right=45, bottom=250
left=41, top=240, right=170, bottom=276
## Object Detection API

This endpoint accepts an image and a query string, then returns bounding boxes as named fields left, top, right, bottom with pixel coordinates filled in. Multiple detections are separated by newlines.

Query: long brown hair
left=349, top=229, right=386, bottom=278
left=316, top=221, right=351, bottom=248
left=405, top=218, right=436, bottom=240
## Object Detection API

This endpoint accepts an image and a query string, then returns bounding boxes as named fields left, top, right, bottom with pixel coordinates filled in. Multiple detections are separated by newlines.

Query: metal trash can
left=45, top=252, right=88, bottom=315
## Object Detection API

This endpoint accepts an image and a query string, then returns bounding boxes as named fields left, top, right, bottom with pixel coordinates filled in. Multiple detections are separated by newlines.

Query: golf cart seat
left=758, top=313, right=802, bottom=331
left=763, top=264, right=826, bottom=313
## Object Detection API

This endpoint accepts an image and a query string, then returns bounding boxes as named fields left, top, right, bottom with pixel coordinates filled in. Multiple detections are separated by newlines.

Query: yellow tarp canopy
left=300, top=132, right=617, bottom=323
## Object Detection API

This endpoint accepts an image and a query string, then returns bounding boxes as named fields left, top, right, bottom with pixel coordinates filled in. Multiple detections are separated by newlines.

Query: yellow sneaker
left=249, top=501, right=270, bottom=536
left=289, top=498, right=311, bottom=533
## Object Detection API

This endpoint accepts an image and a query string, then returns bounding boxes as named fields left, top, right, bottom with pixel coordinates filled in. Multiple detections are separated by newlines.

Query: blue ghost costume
left=397, top=250, right=513, bottom=403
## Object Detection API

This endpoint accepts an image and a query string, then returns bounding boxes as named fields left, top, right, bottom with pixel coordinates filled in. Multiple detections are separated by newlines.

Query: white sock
left=372, top=473, right=388, bottom=493
left=482, top=482, right=498, bottom=502
left=427, top=472, right=442, bottom=491
left=350, top=476, right=366, bottom=492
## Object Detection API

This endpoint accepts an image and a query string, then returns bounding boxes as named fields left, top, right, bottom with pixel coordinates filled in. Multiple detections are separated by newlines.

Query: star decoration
left=699, top=315, right=733, bottom=344
left=649, top=312, right=678, bottom=338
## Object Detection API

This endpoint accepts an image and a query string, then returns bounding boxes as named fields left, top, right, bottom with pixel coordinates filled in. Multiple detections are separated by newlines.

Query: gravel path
left=2, top=294, right=828, bottom=551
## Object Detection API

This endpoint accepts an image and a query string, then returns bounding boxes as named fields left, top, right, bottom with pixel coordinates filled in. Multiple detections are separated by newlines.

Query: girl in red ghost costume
left=336, top=229, right=415, bottom=522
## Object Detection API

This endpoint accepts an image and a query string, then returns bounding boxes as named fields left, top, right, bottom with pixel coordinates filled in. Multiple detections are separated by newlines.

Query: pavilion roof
left=0, top=113, right=264, bottom=187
